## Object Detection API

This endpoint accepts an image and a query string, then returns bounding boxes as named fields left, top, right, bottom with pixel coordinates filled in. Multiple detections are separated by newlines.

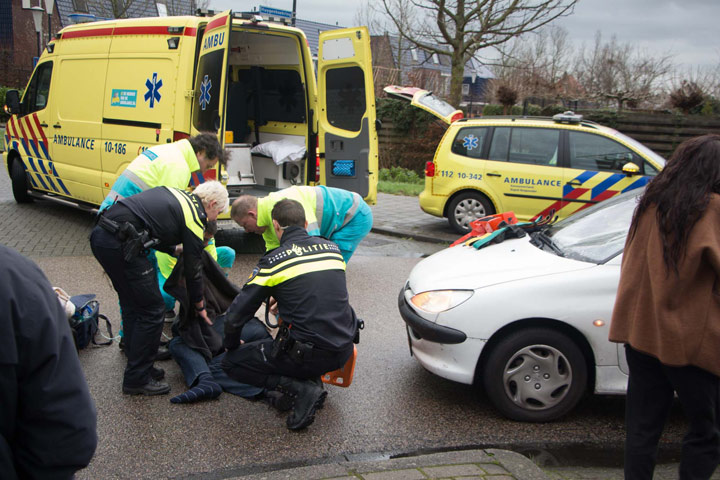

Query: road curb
left=231, top=449, right=549, bottom=479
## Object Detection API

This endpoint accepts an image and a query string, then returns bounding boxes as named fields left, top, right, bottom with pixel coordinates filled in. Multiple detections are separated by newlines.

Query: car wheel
left=447, top=191, right=494, bottom=234
left=482, top=328, right=587, bottom=422
left=10, top=159, right=33, bottom=203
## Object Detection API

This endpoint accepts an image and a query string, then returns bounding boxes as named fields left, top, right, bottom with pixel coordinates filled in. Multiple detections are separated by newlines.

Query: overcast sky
left=210, top=0, right=720, bottom=71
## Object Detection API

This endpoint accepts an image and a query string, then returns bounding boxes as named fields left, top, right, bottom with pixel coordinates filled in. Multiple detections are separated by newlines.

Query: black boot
left=275, top=376, right=327, bottom=431
left=261, top=390, right=293, bottom=412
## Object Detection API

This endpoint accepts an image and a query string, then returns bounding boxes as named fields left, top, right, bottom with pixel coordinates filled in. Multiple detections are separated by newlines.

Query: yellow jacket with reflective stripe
left=127, top=139, right=200, bottom=190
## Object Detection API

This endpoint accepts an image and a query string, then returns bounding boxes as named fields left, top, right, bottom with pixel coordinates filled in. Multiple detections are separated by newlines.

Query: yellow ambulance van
left=3, top=11, right=378, bottom=212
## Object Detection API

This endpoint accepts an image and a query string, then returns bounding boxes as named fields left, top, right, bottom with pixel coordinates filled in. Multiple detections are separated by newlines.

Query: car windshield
left=542, top=189, right=642, bottom=263
left=613, top=131, right=666, bottom=168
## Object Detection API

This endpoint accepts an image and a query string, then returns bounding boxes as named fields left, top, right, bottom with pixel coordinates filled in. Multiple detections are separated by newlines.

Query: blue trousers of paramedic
left=158, top=246, right=236, bottom=311
left=329, top=204, right=373, bottom=263
left=168, top=316, right=267, bottom=397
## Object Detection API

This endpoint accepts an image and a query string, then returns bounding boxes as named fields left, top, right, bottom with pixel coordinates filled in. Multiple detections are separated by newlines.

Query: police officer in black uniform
left=90, top=181, right=228, bottom=396
left=222, top=199, right=358, bottom=430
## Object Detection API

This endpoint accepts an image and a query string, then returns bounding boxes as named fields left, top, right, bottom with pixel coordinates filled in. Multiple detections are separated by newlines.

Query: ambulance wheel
left=447, top=192, right=493, bottom=234
left=482, top=328, right=587, bottom=422
left=10, top=159, right=33, bottom=203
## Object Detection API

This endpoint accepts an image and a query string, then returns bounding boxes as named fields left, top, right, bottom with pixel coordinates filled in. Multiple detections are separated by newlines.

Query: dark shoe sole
left=122, top=385, right=171, bottom=396
left=287, top=390, right=327, bottom=431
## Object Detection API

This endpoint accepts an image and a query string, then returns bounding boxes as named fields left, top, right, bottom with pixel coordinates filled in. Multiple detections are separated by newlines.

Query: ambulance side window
left=325, top=66, right=365, bottom=131
left=507, top=128, right=559, bottom=166
left=488, top=127, right=511, bottom=161
left=568, top=131, right=638, bottom=173
left=22, top=61, right=53, bottom=116
left=451, top=127, right=488, bottom=158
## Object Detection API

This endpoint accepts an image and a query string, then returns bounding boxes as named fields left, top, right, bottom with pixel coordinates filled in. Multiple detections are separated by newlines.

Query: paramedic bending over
left=90, top=181, right=228, bottom=397
left=99, top=132, right=228, bottom=211
left=231, top=185, right=373, bottom=263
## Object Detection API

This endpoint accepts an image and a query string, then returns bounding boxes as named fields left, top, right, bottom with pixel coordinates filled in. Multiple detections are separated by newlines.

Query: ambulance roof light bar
left=234, top=11, right=292, bottom=25
left=552, top=111, right=583, bottom=124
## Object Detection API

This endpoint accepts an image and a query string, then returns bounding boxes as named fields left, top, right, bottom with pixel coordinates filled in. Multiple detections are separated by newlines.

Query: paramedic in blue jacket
left=0, top=245, right=97, bottom=479
left=230, top=185, right=373, bottom=263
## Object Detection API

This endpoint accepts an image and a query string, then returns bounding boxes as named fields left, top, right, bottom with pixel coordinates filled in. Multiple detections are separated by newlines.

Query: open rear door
left=191, top=10, right=232, bottom=181
left=384, top=85, right=463, bottom=125
left=317, top=27, right=377, bottom=203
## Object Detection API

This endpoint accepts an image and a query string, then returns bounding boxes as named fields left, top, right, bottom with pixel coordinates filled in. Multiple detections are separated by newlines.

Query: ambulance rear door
left=317, top=27, right=377, bottom=203
left=191, top=10, right=232, bottom=160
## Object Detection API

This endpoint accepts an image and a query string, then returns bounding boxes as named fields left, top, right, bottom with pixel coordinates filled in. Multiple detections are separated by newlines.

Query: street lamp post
left=44, top=0, right=54, bottom=44
left=29, top=5, right=44, bottom=59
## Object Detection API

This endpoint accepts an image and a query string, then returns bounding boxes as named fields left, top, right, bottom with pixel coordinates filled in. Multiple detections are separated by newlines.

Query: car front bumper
left=398, top=287, right=483, bottom=385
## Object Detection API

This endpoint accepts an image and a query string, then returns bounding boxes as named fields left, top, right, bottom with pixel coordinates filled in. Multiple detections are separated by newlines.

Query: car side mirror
left=375, top=118, right=383, bottom=131
left=622, top=162, right=640, bottom=176
left=4, top=89, right=20, bottom=115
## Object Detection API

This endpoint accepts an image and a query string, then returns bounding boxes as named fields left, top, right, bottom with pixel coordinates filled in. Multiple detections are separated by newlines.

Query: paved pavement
left=0, top=167, right=711, bottom=479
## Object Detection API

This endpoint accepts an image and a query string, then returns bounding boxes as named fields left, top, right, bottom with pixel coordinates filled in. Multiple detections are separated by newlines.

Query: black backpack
left=68, top=295, right=113, bottom=349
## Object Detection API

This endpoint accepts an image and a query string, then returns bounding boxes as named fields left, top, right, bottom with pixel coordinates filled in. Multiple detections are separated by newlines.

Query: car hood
left=408, top=235, right=594, bottom=293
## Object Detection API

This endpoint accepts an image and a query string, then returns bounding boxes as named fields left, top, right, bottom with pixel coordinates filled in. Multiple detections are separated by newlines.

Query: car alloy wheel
left=447, top=191, right=494, bottom=234
left=482, top=327, right=587, bottom=422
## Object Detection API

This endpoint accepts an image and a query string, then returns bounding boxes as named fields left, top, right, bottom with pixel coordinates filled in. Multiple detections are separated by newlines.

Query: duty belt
left=96, top=213, right=159, bottom=261
left=271, top=324, right=338, bottom=363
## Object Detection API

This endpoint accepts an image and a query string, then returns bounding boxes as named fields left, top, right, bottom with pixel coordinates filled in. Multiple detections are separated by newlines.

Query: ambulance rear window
left=193, top=50, right=224, bottom=132
left=325, top=66, right=366, bottom=132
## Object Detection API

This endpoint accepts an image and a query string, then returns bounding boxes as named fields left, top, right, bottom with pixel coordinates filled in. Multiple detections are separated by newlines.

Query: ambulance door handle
left=566, top=180, right=582, bottom=186
left=53, top=123, right=62, bottom=129
left=486, top=172, right=501, bottom=177
left=39, top=122, right=48, bottom=127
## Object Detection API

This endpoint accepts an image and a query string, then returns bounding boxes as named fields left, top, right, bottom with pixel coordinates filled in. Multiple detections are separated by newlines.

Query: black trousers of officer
left=90, top=226, right=165, bottom=388
left=624, top=344, right=720, bottom=480
left=221, top=336, right=353, bottom=388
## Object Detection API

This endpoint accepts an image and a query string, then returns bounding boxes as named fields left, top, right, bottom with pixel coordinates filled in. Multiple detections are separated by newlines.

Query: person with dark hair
left=222, top=199, right=359, bottom=430
left=610, top=134, right=720, bottom=479
left=99, top=132, right=228, bottom=211
left=0, top=245, right=97, bottom=478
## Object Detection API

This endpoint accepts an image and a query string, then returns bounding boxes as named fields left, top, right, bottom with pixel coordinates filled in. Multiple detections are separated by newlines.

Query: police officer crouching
left=221, top=199, right=358, bottom=430
left=91, top=181, right=228, bottom=396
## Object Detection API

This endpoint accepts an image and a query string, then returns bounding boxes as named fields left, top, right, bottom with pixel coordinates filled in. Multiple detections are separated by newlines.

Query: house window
left=432, top=53, right=439, bottom=64
left=410, top=48, right=418, bottom=62
left=73, top=0, right=88, bottom=13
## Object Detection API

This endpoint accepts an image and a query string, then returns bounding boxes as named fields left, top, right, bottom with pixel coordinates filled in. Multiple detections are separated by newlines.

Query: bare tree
left=493, top=26, right=575, bottom=102
left=577, top=32, right=672, bottom=111
left=378, top=0, right=578, bottom=106
left=354, top=1, right=384, bottom=35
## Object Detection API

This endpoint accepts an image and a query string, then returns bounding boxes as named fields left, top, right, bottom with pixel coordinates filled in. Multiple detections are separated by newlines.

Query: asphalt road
left=0, top=170, right=689, bottom=479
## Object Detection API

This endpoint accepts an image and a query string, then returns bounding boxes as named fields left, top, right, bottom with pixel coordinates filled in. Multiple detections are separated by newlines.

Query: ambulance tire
left=482, top=327, right=587, bottom=422
left=447, top=191, right=493, bottom=234
left=10, top=159, right=33, bottom=203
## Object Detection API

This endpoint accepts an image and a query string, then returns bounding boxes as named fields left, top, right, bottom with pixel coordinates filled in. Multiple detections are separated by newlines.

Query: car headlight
left=410, top=290, right=473, bottom=313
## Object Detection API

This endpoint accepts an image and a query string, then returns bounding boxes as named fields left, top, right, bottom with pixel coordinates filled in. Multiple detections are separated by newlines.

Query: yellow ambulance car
left=385, top=86, right=665, bottom=234
left=3, top=11, right=378, bottom=212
